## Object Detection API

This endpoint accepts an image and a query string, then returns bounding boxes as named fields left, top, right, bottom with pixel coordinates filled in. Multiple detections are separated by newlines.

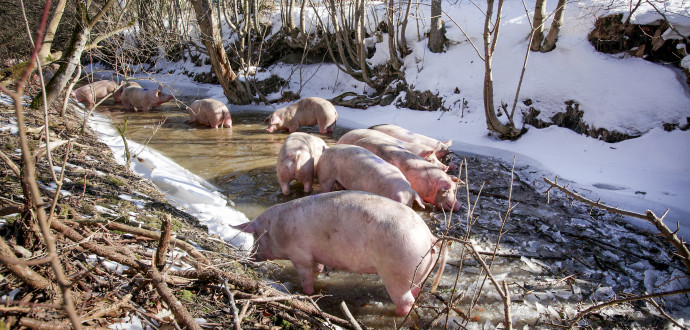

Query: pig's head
left=231, top=221, right=276, bottom=261
left=436, top=140, right=453, bottom=158
left=434, top=176, right=462, bottom=211
left=154, top=85, right=174, bottom=106
left=264, top=114, right=283, bottom=132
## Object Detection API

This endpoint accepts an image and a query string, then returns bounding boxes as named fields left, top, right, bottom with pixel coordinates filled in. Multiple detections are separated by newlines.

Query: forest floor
left=0, top=84, right=689, bottom=329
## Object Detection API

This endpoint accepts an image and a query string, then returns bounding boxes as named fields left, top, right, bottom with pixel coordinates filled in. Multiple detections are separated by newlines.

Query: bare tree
left=483, top=0, right=523, bottom=139
left=428, top=0, right=446, bottom=53
left=530, top=0, right=568, bottom=52
left=190, top=0, right=252, bottom=104
left=30, top=0, right=121, bottom=110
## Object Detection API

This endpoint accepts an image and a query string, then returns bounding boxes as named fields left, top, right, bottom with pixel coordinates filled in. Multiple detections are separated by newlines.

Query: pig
left=71, top=80, right=120, bottom=107
left=351, top=137, right=462, bottom=211
left=232, top=190, right=447, bottom=315
left=120, top=84, right=174, bottom=111
left=276, top=132, right=328, bottom=195
left=370, top=124, right=453, bottom=159
left=337, top=128, right=449, bottom=171
left=112, top=81, right=141, bottom=104
left=316, top=144, right=424, bottom=208
left=265, top=97, right=338, bottom=134
left=186, top=98, right=232, bottom=129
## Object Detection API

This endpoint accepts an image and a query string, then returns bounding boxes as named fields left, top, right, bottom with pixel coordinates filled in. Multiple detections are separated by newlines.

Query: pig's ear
left=264, top=115, right=272, bottom=123
left=433, top=142, right=443, bottom=152
left=287, top=150, right=301, bottom=161
left=450, top=175, right=462, bottom=183
left=270, top=116, right=281, bottom=126
left=438, top=180, right=452, bottom=191
left=231, top=222, right=256, bottom=234
left=414, top=194, right=425, bottom=209
left=443, top=140, right=453, bottom=148
left=420, top=149, right=434, bottom=160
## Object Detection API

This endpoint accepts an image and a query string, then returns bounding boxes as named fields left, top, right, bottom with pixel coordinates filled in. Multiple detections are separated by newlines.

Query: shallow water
left=102, top=100, right=446, bottom=327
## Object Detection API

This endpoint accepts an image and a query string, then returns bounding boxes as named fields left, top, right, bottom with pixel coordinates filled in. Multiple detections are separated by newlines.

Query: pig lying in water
left=265, top=97, right=338, bottom=134
left=121, top=84, right=174, bottom=111
left=276, top=132, right=328, bottom=194
left=317, top=144, right=424, bottom=208
left=232, top=191, right=447, bottom=315
left=338, top=128, right=449, bottom=171
left=370, top=124, right=453, bottom=159
left=186, top=98, right=232, bottom=129
left=350, top=137, right=462, bottom=211
left=71, top=80, right=121, bottom=107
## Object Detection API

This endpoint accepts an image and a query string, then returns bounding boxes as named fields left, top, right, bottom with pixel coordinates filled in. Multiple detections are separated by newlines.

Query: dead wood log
left=155, top=214, right=172, bottom=271
left=0, top=236, right=54, bottom=291
left=19, top=318, right=111, bottom=330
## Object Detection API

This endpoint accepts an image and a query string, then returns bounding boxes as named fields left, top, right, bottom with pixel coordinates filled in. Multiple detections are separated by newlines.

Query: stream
left=99, top=97, right=685, bottom=328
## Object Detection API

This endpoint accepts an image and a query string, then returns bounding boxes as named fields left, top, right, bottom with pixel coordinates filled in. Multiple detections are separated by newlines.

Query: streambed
left=97, top=99, right=686, bottom=328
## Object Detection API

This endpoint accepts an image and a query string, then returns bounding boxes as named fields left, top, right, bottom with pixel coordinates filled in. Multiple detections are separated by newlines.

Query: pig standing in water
left=112, top=81, right=140, bottom=104
left=276, top=132, right=328, bottom=194
left=121, top=84, right=174, bottom=111
left=351, top=137, right=462, bottom=211
left=71, top=80, right=120, bottom=107
left=338, top=128, right=449, bottom=171
left=265, top=97, right=338, bottom=134
left=186, top=98, right=232, bottom=129
left=317, top=144, right=424, bottom=208
left=232, top=191, right=447, bottom=315
left=371, top=124, right=453, bottom=159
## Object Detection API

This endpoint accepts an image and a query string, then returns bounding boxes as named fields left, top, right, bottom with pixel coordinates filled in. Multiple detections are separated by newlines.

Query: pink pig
left=186, top=98, right=232, bottom=129
left=338, top=128, right=449, bottom=171
left=277, top=132, right=328, bottom=195
left=351, top=137, right=462, bottom=211
left=316, top=144, right=424, bottom=208
left=371, top=124, right=453, bottom=159
left=112, top=81, right=140, bottom=104
left=120, top=84, right=174, bottom=111
left=265, top=97, right=338, bottom=134
left=232, top=191, right=447, bottom=315
left=71, top=80, right=120, bottom=107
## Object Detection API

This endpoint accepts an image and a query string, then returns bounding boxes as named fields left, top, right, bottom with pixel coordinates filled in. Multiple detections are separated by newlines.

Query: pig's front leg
left=292, top=261, right=321, bottom=295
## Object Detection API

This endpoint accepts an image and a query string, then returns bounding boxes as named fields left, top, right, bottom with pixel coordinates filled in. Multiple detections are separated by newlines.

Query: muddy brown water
left=102, top=100, right=453, bottom=328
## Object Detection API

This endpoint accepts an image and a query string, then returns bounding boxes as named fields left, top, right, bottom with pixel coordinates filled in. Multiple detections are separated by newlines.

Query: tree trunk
left=399, top=0, right=412, bottom=55
left=530, top=0, right=546, bottom=51
left=190, top=0, right=251, bottom=104
left=541, top=0, right=566, bottom=52
left=387, top=0, right=400, bottom=70
left=483, top=0, right=522, bottom=139
left=38, top=0, right=67, bottom=63
left=428, top=0, right=445, bottom=53
left=30, top=8, right=89, bottom=110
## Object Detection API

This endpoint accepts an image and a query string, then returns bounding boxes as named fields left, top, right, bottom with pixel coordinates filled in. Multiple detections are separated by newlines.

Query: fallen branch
left=544, top=177, right=690, bottom=274
left=155, top=215, right=172, bottom=271
left=340, top=301, right=363, bottom=330
left=146, top=265, right=202, bottom=330
left=566, top=288, right=690, bottom=328
left=73, top=219, right=210, bottom=264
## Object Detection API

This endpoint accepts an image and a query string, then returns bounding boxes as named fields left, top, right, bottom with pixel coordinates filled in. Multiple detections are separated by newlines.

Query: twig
left=221, top=279, right=242, bottom=330
left=0, top=149, right=21, bottom=177
left=146, top=265, right=202, bottom=330
left=544, top=177, right=690, bottom=273
left=566, top=288, right=690, bottom=328
left=340, top=301, right=363, bottom=330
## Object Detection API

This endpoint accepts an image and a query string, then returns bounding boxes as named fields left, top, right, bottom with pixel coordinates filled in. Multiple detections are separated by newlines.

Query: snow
left=1, top=0, right=689, bottom=325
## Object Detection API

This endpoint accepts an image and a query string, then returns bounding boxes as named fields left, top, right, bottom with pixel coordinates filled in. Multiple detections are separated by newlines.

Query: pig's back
left=267, top=191, right=433, bottom=272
